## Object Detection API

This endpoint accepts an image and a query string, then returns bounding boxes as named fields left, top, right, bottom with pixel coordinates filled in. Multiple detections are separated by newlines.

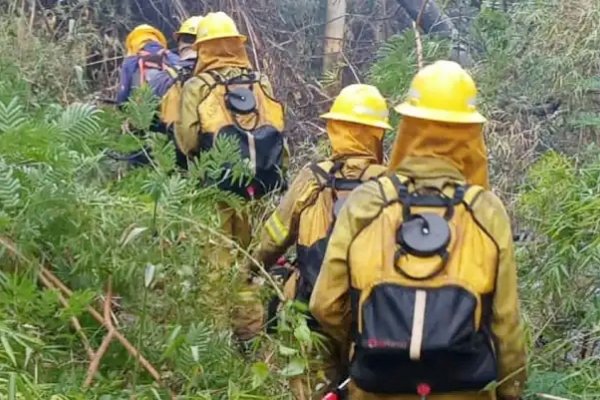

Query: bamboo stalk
left=413, top=21, right=424, bottom=69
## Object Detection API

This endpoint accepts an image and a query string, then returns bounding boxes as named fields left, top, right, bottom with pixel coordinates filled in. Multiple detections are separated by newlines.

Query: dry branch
left=38, top=272, right=95, bottom=360
left=39, top=268, right=171, bottom=395
left=413, top=21, right=424, bottom=69
left=83, top=277, right=115, bottom=388
left=413, top=0, right=430, bottom=69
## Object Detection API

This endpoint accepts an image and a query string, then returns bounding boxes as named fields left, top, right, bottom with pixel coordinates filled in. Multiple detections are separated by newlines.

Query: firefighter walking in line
left=310, top=60, right=527, bottom=400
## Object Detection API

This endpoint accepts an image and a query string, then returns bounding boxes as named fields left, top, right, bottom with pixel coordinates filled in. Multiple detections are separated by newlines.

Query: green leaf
left=251, top=361, right=270, bottom=388
left=123, top=85, right=160, bottom=131
left=0, top=97, right=27, bottom=133
left=1, top=335, right=17, bottom=366
left=278, top=344, right=298, bottom=356
left=190, top=345, right=200, bottom=363
left=145, top=263, right=156, bottom=288
left=120, top=226, right=148, bottom=247
left=162, top=325, right=183, bottom=359
left=294, top=323, right=311, bottom=344
left=280, top=356, right=305, bottom=377
left=62, top=289, right=94, bottom=320
left=8, top=372, right=16, bottom=400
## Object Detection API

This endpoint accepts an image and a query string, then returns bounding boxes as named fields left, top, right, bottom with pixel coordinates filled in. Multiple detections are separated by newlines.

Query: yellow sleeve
left=474, top=192, right=527, bottom=399
left=174, top=77, right=207, bottom=157
left=253, top=166, right=319, bottom=268
left=309, top=181, right=381, bottom=345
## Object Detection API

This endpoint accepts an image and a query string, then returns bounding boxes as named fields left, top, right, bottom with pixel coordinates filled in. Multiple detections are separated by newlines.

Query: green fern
left=161, top=174, right=189, bottom=211
left=368, top=32, right=450, bottom=104
left=123, top=85, right=160, bottom=132
left=0, top=160, right=21, bottom=211
left=0, top=97, right=26, bottom=134
left=196, top=135, right=254, bottom=190
left=164, top=321, right=241, bottom=391
left=55, top=103, right=101, bottom=138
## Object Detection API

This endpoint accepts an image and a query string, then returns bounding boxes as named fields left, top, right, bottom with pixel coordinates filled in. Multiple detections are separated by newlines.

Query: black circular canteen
left=399, top=213, right=451, bottom=257
left=225, top=87, right=256, bottom=114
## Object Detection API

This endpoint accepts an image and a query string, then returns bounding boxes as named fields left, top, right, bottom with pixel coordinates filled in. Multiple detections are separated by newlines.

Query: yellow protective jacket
left=174, top=37, right=278, bottom=158
left=310, top=117, right=526, bottom=400
left=253, top=120, right=387, bottom=271
left=254, top=157, right=387, bottom=269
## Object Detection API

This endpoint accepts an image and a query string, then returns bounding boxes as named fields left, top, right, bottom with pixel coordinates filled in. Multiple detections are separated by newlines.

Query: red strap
left=138, top=59, right=146, bottom=85
left=276, top=256, right=287, bottom=266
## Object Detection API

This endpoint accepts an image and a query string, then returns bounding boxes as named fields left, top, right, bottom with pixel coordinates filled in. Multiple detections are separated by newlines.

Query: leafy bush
left=517, top=150, right=600, bottom=399
left=0, top=64, right=314, bottom=398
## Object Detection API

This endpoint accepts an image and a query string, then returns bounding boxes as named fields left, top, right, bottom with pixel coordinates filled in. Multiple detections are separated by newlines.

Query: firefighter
left=310, top=60, right=527, bottom=400
left=250, top=84, right=391, bottom=397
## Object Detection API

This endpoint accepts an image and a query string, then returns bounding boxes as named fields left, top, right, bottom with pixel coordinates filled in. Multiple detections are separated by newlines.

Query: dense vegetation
left=0, top=0, right=598, bottom=399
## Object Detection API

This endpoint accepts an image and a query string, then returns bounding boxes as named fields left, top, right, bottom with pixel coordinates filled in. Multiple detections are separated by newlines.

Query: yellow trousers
left=214, top=203, right=264, bottom=342
left=212, top=202, right=252, bottom=265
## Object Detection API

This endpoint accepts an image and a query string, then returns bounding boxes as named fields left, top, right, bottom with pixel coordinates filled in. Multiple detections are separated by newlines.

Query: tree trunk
left=322, top=0, right=347, bottom=75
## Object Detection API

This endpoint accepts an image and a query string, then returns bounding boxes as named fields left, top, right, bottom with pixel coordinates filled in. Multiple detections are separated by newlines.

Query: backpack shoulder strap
left=195, top=70, right=226, bottom=92
left=386, top=173, right=412, bottom=201
left=309, top=160, right=369, bottom=192
left=463, top=185, right=485, bottom=209
left=366, top=173, right=411, bottom=206
left=309, top=161, right=333, bottom=188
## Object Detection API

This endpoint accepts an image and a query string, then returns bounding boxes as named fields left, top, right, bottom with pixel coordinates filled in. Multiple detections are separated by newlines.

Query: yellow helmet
left=321, top=84, right=392, bottom=130
left=394, top=60, right=486, bottom=124
left=193, top=11, right=246, bottom=47
left=174, top=16, right=203, bottom=39
left=125, top=24, right=167, bottom=56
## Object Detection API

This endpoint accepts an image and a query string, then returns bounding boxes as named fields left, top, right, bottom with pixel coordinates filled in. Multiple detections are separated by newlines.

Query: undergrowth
left=0, top=72, right=319, bottom=399
left=0, top=0, right=599, bottom=399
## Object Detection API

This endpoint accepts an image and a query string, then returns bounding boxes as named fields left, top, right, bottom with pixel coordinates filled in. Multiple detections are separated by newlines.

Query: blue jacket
left=116, top=42, right=180, bottom=105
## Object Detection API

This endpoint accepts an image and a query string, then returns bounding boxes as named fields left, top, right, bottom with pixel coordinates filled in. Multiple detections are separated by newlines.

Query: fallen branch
left=39, top=268, right=172, bottom=396
left=83, top=276, right=116, bottom=388
left=38, top=272, right=95, bottom=360
left=0, top=236, right=170, bottom=399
